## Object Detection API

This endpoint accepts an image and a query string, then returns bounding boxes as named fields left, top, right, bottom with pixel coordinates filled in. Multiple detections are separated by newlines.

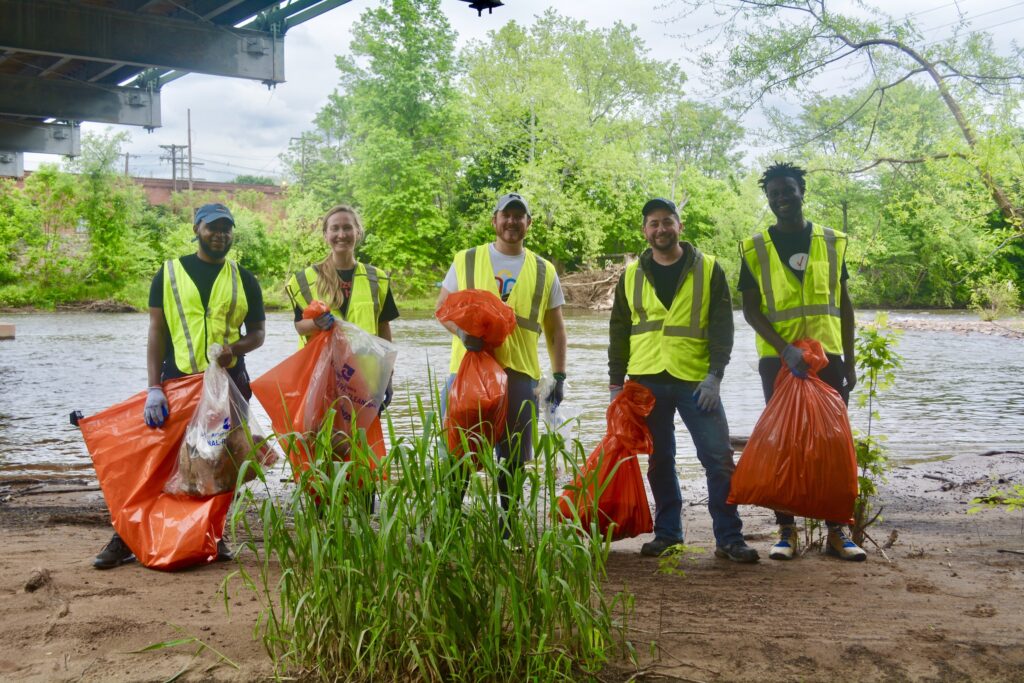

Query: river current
left=0, top=310, right=1021, bottom=480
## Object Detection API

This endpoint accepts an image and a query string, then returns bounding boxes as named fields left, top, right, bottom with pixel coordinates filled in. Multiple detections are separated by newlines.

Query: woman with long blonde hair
left=285, top=204, right=399, bottom=463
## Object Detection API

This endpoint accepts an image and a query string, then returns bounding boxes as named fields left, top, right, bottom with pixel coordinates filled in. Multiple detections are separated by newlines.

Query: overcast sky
left=25, top=0, right=1024, bottom=181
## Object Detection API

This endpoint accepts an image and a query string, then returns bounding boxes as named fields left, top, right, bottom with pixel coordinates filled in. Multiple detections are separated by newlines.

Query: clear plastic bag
left=536, top=374, right=583, bottom=476
left=165, top=344, right=279, bottom=497
left=302, top=321, right=398, bottom=457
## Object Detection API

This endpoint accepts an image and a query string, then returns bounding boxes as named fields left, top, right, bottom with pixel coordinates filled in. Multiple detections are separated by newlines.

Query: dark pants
left=758, top=354, right=850, bottom=528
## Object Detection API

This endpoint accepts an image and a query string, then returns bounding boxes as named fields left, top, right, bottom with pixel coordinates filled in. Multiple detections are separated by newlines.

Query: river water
left=1, top=310, right=1021, bottom=481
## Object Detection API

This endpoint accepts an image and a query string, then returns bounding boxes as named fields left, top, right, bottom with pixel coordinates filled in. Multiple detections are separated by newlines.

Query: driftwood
left=560, top=264, right=626, bottom=310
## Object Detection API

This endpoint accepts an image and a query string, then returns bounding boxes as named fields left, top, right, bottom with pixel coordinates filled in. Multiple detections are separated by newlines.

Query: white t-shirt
left=442, top=243, right=565, bottom=308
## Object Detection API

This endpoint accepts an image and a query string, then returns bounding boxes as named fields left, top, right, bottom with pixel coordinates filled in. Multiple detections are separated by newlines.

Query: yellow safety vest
left=739, top=224, right=846, bottom=357
left=286, top=262, right=389, bottom=346
left=162, top=258, right=248, bottom=374
left=625, top=249, right=714, bottom=381
left=447, top=245, right=555, bottom=380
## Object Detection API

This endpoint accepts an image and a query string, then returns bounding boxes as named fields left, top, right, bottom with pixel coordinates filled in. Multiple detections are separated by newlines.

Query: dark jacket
left=608, top=242, right=733, bottom=386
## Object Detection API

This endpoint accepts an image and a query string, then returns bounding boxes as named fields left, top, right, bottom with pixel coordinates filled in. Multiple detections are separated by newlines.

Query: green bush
left=970, top=274, right=1020, bottom=321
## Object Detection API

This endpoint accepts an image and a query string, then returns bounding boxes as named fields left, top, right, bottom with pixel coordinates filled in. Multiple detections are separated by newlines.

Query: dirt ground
left=1, top=452, right=1022, bottom=683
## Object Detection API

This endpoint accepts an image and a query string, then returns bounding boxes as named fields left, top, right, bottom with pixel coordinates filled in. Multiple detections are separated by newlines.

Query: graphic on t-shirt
left=340, top=278, right=352, bottom=301
left=788, top=253, right=809, bottom=271
left=494, top=270, right=516, bottom=301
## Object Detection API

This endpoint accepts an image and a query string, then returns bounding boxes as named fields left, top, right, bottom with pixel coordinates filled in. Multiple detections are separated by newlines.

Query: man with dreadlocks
left=738, top=162, right=866, bottom=562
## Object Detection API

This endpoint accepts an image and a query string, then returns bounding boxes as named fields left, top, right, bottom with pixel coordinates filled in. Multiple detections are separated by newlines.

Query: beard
left=198, top=235, right=232, bottom=259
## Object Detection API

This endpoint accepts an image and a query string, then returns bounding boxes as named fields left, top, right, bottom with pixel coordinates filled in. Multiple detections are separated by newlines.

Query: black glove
left=546, top=374, right=565, bottom=407
left=380, top=377, right=394, bottom=414
left=457, top=328, right=484, bottom=352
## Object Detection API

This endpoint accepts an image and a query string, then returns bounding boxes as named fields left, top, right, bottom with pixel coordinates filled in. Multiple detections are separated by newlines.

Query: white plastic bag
left=165, top=344, right=279, bottom=497
left=536, top=374, right=583, bottom=476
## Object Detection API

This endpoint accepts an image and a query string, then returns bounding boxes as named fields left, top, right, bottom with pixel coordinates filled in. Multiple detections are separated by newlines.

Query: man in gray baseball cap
left=436, top=191, right=567, bottom=531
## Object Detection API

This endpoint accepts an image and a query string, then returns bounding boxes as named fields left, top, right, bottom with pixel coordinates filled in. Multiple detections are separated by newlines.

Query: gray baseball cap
left=494, top=192, right=530, bottom=216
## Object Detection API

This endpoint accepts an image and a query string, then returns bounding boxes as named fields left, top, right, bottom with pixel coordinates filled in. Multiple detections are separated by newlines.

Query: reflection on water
left=1, top=309, right=1022, bottom=480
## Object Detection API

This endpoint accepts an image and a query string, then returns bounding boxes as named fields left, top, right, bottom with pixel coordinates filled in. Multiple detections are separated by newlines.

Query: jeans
left=444, top=369, right=538, bottom=512
left=638, top=379, right=744, bottom=546
left=759, top=354, right=850, bottom=528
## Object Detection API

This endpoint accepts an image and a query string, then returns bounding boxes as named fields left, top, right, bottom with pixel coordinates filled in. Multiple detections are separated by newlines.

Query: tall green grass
left=227, top=393, right=632, bottom=682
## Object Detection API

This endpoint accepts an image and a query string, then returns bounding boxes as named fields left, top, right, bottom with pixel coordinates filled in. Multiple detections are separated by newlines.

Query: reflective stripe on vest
left=741, top=225, right=845, bottom=356
left=287, top=262, right=387, bottom=343
left=624, top=250, right=713, bottom=381
left=163, top=258, right=247, bottom=374
left=448, top=245, right=554, bottom=379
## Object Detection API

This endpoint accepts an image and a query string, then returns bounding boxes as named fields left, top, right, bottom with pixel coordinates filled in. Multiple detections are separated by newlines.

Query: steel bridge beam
left=0, top=119, right=81, bottom=155
left=0, top=0, right=284, bottom=83
left=0, top=74, right=161, bottom=128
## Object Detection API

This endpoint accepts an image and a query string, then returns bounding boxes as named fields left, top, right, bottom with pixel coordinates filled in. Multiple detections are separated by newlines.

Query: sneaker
left=216, top=539, right=234, bottom=562
left=825, top=528, right=867, bottom=562
left=640, top=537, right=684, bottom=557
left=93, top=532, right=135, bottom=570
left=768, top=524, right=798, bottom=561
left=715, top=541, right=760, bottom=563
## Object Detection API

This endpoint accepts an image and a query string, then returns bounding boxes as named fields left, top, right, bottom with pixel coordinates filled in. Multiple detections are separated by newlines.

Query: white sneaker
left=768, top=524, right=798, bottom=560
left=825, top=527, right=867, bottom=562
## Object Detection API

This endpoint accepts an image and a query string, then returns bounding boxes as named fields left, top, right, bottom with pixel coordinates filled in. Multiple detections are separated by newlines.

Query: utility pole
left=123, top=152, right=140, bottom=176
left=159, top=143, right=186, bottom=192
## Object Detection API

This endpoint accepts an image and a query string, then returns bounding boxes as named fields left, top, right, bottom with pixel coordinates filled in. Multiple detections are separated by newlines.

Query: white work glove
left=693, top=374, right=722, bottom=412
left=781, top=344, right=809, bottom=378
left=609, top=384, right=623, bottom=403
left=143, top=387, right=169, bottom=427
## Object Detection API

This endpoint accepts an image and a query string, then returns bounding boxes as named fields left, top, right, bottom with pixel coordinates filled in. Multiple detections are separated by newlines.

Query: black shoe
left=216, top=539, right=233, bottom=562
left=640, top=537, right=684, bottom=557
left=93, top=532, right=135, bottom=570
left=714, top=541, right=760, bottom=564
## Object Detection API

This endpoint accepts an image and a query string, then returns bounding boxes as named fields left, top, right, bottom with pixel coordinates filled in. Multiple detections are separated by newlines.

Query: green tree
left=233, top=174, right=277, bottom=186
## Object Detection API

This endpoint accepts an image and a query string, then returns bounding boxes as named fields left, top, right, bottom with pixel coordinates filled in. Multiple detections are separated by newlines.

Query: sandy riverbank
left=1, top=452, right=1022, bottom=682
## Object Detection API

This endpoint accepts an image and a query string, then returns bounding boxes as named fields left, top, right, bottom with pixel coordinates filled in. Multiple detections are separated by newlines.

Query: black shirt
left=608, top=243, right=733, bottom=386
left=291, top=267, right=400, bottom=325
left=738, top=222, right=849, bottom=290
left=149, top=254, right=266, bottom=378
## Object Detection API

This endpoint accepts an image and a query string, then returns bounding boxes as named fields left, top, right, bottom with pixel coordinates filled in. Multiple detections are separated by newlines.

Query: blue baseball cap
left=194, top=203, right=235, bottom=226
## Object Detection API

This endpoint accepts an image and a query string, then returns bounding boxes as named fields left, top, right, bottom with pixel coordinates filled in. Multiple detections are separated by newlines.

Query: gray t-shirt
left=442, top=243, right=565, bottom=308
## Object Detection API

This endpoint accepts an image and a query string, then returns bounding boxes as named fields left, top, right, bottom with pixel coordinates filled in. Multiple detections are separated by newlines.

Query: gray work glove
left=609, top=384, right=623, bottom=404
left=314, top=311, right=335, bottom=330
left=546, top=376, right=565, bottom=407
left=144, top=387, right=169, bottom=427
left=693, top=374, right=722, bottom=412
left=457, top=328, right=484, bottom=352
left=781, top=344, right=809, bottom=378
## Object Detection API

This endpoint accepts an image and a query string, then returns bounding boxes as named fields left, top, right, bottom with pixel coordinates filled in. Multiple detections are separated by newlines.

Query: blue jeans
left=638, top=379, right=744, bottom=547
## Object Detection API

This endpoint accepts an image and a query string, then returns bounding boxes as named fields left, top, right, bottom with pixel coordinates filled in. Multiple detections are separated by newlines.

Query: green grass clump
left=227, top=396, right=631, bottom=682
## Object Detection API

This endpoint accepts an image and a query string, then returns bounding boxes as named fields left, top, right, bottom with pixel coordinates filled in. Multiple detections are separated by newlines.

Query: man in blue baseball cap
left=92, top=202, right=266, bottom=569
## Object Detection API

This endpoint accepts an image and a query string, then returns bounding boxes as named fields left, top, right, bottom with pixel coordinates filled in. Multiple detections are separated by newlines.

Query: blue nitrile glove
left=144, top=387, right=169, bottom=427
left=781, top=344, right=809, bottom=378
left=546, top=373, right=565, bottom=407
left=457, top=328, right=484, bottom=352
left=693, top=373, right=722, bottom=412
left=609, top=384, right=623, bottom=403
left=314, top=312, right=335, bottom=330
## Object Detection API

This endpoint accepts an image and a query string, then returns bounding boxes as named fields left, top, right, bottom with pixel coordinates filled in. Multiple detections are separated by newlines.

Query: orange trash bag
left=79, top=374, right=233, bottom=571
left=435, top=289, right=517, bottom=457
left=250, top=301, right=397, bottom=478
left=557, top=381, right=656, bottom=540
left=727, top=338, right=858, bottom=523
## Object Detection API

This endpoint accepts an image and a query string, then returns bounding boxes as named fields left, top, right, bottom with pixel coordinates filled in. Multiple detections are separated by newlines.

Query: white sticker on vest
left=789, top=253, right=808, bottom=271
